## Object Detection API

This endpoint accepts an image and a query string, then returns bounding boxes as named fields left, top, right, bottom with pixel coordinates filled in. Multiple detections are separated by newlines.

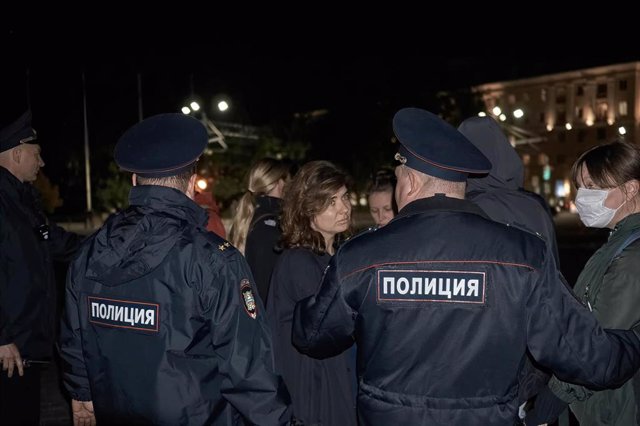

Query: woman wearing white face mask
left=528, top=140, right=640, bottom=426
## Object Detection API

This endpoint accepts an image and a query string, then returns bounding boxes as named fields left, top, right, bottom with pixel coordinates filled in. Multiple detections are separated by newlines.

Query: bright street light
left=513, top=109, right=524, bottom=119
left=190, top=101, right=200, bottom=111
left=217, top=100, right=229, bottom=112
left=196, top=178, right=208, bottom=190
left=181, top=106, right=191, bottom=115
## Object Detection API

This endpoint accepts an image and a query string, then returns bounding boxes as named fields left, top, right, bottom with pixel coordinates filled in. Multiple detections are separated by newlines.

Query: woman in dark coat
left=267, top=160, right=357, bottom=426
left=229, top=158, right=291, bottom=304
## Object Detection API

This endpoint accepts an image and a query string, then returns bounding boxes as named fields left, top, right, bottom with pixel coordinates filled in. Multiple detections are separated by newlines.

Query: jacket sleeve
left=0, top=215, right=15, bottom=345
left=47, top=222, right=84, bottom=262
left=58, top=255, right=92, bottom=401
left=291, top=252, right=356, bottom=359
left=211, top=251, right=292, bottom=426
left=526, top=250, right=640, bottom=391
left=547, top=242, right=640, bottom=402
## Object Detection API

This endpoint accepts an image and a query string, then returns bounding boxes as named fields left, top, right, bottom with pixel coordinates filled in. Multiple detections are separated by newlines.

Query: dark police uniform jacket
left=60, top=185, right=291, bottom=426
left=0, top=166, right=81, bottom=360
left=292, top=195, right=640, bottom=426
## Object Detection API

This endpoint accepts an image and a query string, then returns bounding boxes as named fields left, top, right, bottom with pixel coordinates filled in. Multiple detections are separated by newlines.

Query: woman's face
left=368, top=190, right=394, bottom=227
left=311, top=185, right=351, bottom=242
left=577, top=164, right=631, bottom=228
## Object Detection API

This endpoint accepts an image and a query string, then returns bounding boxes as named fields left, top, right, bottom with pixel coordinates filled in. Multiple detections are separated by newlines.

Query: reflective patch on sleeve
left=377, top=269, right=486, bottom=305
left=88, top=296, right=160, bottom=332
left=240, top=279, right=257, bottom=319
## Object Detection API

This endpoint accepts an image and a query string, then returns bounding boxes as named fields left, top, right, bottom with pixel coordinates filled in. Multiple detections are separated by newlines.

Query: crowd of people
left=2, top=105, right=640, bottom=426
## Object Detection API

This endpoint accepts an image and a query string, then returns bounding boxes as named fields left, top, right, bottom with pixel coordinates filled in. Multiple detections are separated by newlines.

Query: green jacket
left=549, top=213, right=640, bottom=425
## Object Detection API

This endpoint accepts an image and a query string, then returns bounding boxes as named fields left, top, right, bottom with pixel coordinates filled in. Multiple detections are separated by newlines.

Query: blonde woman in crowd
left=229, top=158, right=291, bottom=304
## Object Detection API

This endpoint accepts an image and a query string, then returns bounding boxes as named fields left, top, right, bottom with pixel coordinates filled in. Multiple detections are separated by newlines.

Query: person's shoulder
left=280, top=246, right=316, bottom=262
left=249, top=212, right=279, bottom=233
left=194, top=228, right=237, bottom=254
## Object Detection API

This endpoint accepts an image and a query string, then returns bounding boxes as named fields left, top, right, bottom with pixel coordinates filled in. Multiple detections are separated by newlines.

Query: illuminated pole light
left=217, top=101, right=229, bottom=112
left=492, top=106, right=502, bottom=116
left=181, top=106, right=191, bottom=115
left=513, top=108, right=524, bottom=119
left=196, top=178, right=208, bottom=190
left=565, top=123, right=572, bottom=130
left=499, top=114, right=507, bottom=122
left=478, top=111, right=487, bottom=117
left=190, top=101, right=200, bottom=111
left=619, top=126, right=627, bottom=135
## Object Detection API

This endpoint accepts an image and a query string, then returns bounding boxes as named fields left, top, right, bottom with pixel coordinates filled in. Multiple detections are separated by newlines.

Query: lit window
left=619, top=101, right=628, bottom=116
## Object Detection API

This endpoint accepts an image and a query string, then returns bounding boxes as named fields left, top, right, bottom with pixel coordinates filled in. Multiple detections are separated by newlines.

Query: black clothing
left=0, top=166, right=81, bottom=359
left=0, top=166, right=81, bottom=426
left=293, top=196, right=640, bottom=426
left=0, top=365, right=41, bottom=426
left=246, top=195, right=282, bottom=304
left=460, top=116, right=560, bottom=264
left=60, top=185, right=291, bottom=425
left=268, top=248, right=357, bottom=426
left=460, top=115, right=561, bottom=410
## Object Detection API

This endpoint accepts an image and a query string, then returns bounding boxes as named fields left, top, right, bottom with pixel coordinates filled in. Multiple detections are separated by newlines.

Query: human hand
left=72, top=399, right=96, bottom=426
left=524, top=386, right=567, bottom=425
left=0, top=343, right=23, bottom=378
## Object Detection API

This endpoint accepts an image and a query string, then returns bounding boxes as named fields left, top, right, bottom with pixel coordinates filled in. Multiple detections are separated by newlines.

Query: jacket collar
left=395, top=194, right=489, bottom=221
left=255, top=195, right=282, bottom=215
left=129, top=185, right=208, bottom=227
left=0, top=165, right=26, bottom=201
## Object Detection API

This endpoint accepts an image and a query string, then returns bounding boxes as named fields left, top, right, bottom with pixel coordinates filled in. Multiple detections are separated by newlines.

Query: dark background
left=3, top=24, right=639, bottom=214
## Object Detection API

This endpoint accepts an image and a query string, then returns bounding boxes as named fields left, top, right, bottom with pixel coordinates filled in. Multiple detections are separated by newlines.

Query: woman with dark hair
left=529, top=140, right=640, bottom=426
left=267, top=160, right=356, bottom=426
left=366, top=168, right=397, bottom=228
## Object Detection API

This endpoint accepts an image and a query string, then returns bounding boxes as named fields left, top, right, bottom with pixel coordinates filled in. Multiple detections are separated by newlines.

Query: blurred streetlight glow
left=492, top=106, right=502, bottom=116
left=478, top=111, right=487, bottom=117
left=565, top=123, right=572, bottom=130
left=181, top=106, right=191, bottom=115
left=196, top=178, right=208, bottom=190
left=619, top=126, right=627, bottom=135
left=217, top=101, right=229, bottom=112
left=499, top=114, right=507, bottom=122
left=513, top=108, right=524, bottom=118
left=190, top=101, right=200, bottom=111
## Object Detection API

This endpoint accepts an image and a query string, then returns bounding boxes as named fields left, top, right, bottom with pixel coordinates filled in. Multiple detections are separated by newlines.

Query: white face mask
left=575, top=187, right=625, bottom=228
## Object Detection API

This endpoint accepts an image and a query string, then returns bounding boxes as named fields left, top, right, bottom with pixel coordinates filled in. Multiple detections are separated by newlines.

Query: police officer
left=59, top=113, right=292, bottom=425
left=292, top=107, right=640, bottom=426
left=0, top=109, right=83, bottom=426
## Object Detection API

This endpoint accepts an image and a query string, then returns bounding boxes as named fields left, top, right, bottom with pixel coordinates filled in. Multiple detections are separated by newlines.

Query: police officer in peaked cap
left=59, top=113, right=293, bottom=425
left=0, top=109, right=83, bottom=425
left=292, top=107, right=640, bottom=425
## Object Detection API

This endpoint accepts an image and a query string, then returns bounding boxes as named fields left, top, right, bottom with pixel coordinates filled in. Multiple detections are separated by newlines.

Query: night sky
left=3, top=25, right=638, bottom=213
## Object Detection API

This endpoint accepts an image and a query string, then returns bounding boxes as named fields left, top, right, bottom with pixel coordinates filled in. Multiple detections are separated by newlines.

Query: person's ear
left=186, top=174, right=197, bottom=200
left=131, top=174, right=137, bottom=186
left=406, top=168, right=421, bottom=196
left=11, top=146, right=22, bottom=164
left=625, top=179, right=640, bottom=199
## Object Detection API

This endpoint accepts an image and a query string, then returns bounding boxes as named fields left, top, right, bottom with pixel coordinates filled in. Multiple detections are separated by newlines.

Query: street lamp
left=181, top=97, right=229, bottom=151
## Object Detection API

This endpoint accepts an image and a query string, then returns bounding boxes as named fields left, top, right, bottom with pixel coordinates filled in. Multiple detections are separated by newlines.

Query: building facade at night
left=472, top=62, right=640, bottom=210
